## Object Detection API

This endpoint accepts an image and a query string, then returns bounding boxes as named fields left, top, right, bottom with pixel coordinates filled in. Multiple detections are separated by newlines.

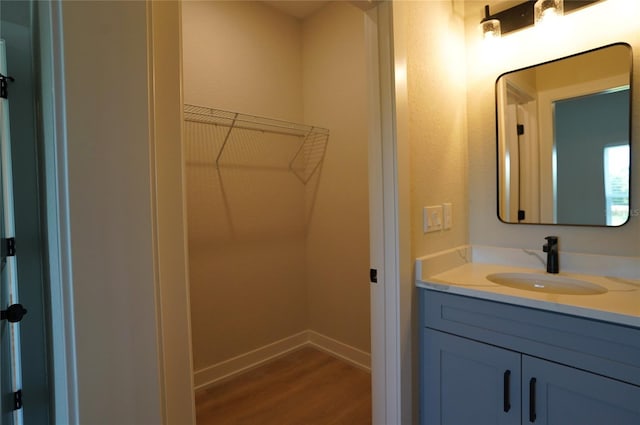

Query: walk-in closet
left=181, top=1, right=372, bottom=422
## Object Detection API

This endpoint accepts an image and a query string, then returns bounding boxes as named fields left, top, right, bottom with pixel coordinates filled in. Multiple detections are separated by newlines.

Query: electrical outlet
left=443, top=203, right=452, bottom=230
left=423, top=206, right=443, bottom=233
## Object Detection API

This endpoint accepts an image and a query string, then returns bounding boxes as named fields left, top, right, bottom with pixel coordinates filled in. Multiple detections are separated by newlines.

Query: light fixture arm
left=480, top=0, right=601, bottom=37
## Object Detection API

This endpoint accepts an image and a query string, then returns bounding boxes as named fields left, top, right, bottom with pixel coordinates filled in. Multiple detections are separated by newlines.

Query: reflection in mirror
left=496, top=43, right=632, bottom=226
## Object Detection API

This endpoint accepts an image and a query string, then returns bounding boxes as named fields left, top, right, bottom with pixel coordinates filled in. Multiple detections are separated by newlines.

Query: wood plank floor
left=195, top=346, right=372, bottom=425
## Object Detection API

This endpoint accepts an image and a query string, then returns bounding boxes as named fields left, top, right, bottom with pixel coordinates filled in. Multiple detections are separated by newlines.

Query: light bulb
left=481, top=19, right=501, bottom=40
left=535, top=0, right=564, bottom=25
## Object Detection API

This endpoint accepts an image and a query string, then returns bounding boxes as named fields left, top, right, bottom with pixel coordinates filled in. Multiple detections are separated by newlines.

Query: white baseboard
left=307, top=330, right=371, bottom=372
left=193, top=331, right=308, bottom=391
left=193, top=330, right=371, bottom=390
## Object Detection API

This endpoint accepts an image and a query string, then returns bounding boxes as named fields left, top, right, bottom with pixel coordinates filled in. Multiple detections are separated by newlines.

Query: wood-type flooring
left=195, top=346, right=372, bottom=425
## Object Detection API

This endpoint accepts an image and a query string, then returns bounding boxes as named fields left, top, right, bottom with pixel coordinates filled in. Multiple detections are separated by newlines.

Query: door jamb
left=366, top=3, right=403, bottom=424
left=37, top=1, right=79, bottom=423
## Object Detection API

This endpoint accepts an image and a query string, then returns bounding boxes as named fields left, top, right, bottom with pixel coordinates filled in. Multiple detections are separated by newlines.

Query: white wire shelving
left=184, top=104, right=329, bottom=184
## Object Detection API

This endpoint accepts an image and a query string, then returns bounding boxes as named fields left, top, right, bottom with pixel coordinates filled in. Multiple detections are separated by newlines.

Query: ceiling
left=263, top=1, right=329, bottom=19
left=262, top=0, right=378, bottom=19
left=262, top=1, right=591, bottom=22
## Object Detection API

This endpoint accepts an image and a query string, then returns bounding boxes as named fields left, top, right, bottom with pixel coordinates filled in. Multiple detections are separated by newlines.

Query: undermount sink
left=486, top=272, right=608, bottom=295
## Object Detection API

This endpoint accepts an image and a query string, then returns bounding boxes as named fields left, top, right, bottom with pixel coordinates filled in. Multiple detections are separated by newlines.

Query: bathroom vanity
left=416, top=248, right=640, bottom=425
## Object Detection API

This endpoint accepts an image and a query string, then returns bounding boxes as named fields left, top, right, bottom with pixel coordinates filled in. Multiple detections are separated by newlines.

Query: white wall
left=62, top=2, right=162, bottom=423
left=465, top=0, right=640, bottom=256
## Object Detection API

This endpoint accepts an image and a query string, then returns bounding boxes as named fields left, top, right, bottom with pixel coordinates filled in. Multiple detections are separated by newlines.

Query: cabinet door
left=523, top=355, right=640, bottom=425
left=421, top=329, right=521, bottom=425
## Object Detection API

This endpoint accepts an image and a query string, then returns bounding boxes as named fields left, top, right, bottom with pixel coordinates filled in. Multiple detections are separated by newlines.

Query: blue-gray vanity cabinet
left=523, top=355, right=640, bottom=425
left=421, top=329, right=521, bottom=425
left=419, top=288, right=640, bottom=425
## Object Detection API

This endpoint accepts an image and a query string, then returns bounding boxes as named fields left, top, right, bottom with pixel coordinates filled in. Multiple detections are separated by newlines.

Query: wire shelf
left=184, top=104, right=329, bottom=184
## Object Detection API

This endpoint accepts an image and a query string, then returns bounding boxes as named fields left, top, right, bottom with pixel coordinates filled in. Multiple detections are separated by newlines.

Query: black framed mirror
left=496, top=43, right=633, bottom=226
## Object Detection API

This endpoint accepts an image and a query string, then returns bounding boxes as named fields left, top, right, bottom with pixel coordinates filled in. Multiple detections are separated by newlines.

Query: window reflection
left=604, top=144, right=630, bottom=226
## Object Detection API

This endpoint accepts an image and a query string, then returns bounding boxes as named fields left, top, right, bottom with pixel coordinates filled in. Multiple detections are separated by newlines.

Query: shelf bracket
left=215, top=112, right=238, bottom=167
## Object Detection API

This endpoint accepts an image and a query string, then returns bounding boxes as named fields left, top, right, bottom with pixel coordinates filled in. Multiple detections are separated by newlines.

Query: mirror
left=496, top=43, right=632, bottom=226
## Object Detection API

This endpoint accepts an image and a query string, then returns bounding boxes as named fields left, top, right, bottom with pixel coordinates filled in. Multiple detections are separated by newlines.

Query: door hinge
left=3, top=237, right=16, bottom=257
left=13, top=389, right=22, bottom=410
left=518, top=210, right=526, bottom=221
left=369, top=268, right=378, bottom=283
left=517, top=124, right=525, bottom=135
left=1, top=304, right=27, bottom=323
left=0, top=73, right=15, bottom=99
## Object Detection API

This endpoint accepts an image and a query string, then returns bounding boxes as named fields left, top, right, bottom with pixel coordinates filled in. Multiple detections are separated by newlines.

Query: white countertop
left=417, top=262, right=640, bottom=328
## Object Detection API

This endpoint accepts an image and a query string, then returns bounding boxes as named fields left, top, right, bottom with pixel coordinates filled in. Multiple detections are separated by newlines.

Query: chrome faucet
left=543, top=236, right=559, bottom=274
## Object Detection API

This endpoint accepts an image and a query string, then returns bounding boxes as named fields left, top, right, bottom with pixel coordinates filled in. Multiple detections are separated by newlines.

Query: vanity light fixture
left=481, top=5, right=501, bottom=40
left=534, top=0, right=563, bottom=25
left=481, top=0, right=601, bottom=37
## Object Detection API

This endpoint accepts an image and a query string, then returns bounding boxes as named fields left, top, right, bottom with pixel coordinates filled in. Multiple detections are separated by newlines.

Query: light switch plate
left=423, top=206, right=443, bottom=233
left=443, top=203, right=452, bottom=230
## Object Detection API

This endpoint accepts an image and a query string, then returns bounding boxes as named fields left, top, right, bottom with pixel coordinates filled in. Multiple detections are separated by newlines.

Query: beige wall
left=181, top=0, right=303, bottom=121
left=465, top=0, right=640, bottom=256
left=182, top=1, right=307, bottom=370
left=535, top=43, right=631, bottom=92
left=396, top=2, right=640, bottom=422
left=181, top=0, right=370, bottom=373
left=406, top=0, right=469, bottom=259
left=303, top=1, right=370, bottom=353
left=62, top=2, right=162, bottom=423
left=394, top=1, right=469, bottom=422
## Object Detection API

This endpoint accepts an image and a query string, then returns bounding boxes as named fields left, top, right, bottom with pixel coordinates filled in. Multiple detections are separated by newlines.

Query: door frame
left=366, top=2, right=403, bottom=424
left=36, top=1, right=79, bottom=424
left=40, top=0, right=404, bottom=424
